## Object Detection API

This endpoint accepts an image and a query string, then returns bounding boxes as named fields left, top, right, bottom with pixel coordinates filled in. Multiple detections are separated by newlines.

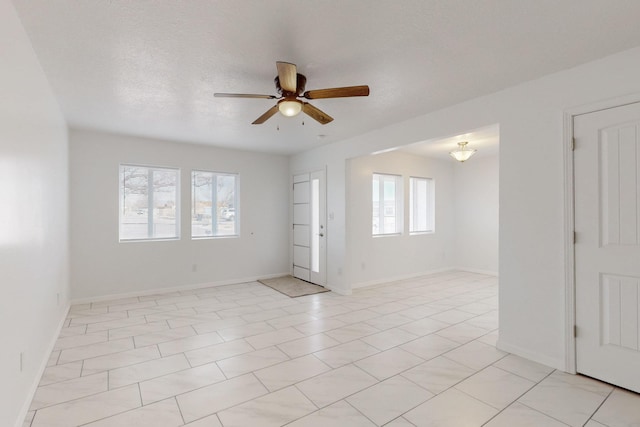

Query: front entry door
left=292, top=170, right=326, bottom=285
left=574, top=101, right=640, bottom=392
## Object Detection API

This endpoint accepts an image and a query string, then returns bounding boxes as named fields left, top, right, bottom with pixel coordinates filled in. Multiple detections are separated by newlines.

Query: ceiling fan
left=214, top=61, right=370, bottom=125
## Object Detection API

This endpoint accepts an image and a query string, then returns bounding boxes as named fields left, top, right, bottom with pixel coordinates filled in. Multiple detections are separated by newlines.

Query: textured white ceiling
left=11, top=0, right=640, bottom=154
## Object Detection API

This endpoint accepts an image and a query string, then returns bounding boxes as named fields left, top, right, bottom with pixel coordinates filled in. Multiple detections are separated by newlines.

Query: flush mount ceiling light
left=277, top=98, right=303, bottom=117
left=449, top=141, right=477, bottom=162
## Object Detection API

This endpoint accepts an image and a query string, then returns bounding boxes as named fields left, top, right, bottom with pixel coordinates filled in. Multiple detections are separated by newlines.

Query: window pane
left=383, top=177, right=396, bottom=234
left=372, top=176, right=380, bottom=234
left=119, top=165, right=179, bottom=241
left=192, top=171, right=213, bottom=237
left=152, top=169, right=178, bottom=238
left=383, top=216, right=396, bottom=233
left=192, top=171, right=238, bottom=238
left=216, top=174, right=237, bottom=236
left=372, top=173, right=401, bottom=235
left=410, top=177, right=434, bottom=233
left=120, top=166, right=149, bottom=240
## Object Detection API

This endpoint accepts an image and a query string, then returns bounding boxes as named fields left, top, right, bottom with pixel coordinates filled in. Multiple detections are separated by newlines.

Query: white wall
left=290, top=46, right=640, bottom=370
left=453, top=155, right=499, bottom=275
left=0, top=1, right=69, bottom=426
left=69, top=129, right=290, bottom=300
left=347, top=151, right=456, bottom=287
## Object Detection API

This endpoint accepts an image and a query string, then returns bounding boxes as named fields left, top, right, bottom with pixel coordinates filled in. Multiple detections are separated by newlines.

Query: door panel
left=291, top=170, right=326, bottom=285
left=294, top=245, right=310, bottom=269
left=293, top=182, right=310, bottom=204
left=293, top=173, right=309, bottom=183
left=293, top=266, right=310, bottom=282
left=293, top=204, right=309, bottom=225
left=574, top=102, right=640, bottom=392
left=293, top=176, right=311, bottom=281
left=601, top=274, right=640, bottom=350
left=293, top=225, right=310, bottom=247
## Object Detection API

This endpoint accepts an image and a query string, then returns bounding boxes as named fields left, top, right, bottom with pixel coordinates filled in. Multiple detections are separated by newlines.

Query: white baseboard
left=496, top=339, right=565, bottom=372
left=350, top=267, right=455, bottom=290
left=455, top=267, right=499, bottom=276
left=324, top=283, right=351, bottom=296
left=70, top=272, right=289, bottom=305
left=15, top=303, right=70, bottom=427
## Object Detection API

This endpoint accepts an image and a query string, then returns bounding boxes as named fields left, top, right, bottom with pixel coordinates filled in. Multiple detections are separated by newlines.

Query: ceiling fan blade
left=276, top=61, right=298, bottom=93
left=252, top=105, right=279, bottom=125
left=303, top=85, right=370, bottom=99
left=214, top=93, right=276, bottom=99
left=302, top=102, right=333, bottom=125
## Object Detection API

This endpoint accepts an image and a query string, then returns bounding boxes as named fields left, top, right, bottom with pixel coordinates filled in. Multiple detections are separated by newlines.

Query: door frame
left=563, top=93, right=640, bottom=374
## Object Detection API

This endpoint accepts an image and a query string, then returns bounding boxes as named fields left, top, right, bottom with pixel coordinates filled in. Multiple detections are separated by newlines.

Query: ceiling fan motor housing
left=275, top=74, right=307, bottom=96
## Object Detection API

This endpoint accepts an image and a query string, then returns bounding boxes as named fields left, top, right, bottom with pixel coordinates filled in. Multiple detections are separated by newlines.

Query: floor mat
left=258, top=275, right=330, bottom=298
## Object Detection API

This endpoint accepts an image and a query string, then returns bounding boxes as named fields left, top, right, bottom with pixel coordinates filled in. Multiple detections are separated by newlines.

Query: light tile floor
left=24, top=271, right=640, bottom=426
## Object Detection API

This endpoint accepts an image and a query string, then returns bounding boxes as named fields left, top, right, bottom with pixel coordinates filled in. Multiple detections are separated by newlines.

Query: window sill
left=409, top=231, right=435, bottom=236
left=372, top=233, right=402, bottom=238
left=119, top=237, right=180, bottom=243
left=192, top=235, right=239, bottom=240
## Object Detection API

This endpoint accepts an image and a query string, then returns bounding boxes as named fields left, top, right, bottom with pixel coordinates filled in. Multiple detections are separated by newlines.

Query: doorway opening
left=345, top=124, right=500, bottom=289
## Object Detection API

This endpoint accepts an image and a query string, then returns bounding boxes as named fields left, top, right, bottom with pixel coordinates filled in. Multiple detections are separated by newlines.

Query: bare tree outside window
left=192, top=171, right=238, bottom=238
left=119, top=165, right=179, bottom=240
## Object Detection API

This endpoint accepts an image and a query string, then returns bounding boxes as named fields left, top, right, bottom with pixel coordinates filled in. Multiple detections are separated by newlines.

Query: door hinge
left=574, top=325, right=578, bottom=338
left=571, top=137, right=576, bottom=151
left=573, top=231, right=577, bottom=244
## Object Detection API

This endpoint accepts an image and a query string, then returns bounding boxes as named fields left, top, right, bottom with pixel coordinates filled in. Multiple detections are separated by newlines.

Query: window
left=119, top=165, right=179, bottom=241
left=192, top=171, right=238, bottom=238
left=372, top=173, right=402, bottom=235
left=410, top=176, right=435, bottom=233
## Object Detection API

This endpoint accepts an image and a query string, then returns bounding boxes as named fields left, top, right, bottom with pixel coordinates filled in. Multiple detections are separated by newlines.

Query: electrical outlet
left=20, top=352, right=24, bottom=372
left=57, top=292, right=60, bottom=306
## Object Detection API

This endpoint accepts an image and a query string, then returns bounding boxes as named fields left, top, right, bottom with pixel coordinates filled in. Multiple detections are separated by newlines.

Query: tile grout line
left=479, top=369, right=568, bottom=426
left=399, top=349, right=507, bottom=400
left=174, top=396, right=186, bottom=425
left=582, top=386, right=615, bottom=426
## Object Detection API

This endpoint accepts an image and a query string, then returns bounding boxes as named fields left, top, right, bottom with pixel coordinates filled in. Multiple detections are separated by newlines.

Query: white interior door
left=574, top=101, right=640, bottom=392
left=292, top=171, right=326, bottom=285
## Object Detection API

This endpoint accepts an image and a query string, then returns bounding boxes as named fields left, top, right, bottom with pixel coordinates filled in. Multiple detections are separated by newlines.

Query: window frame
left=409, top=176, right=435, bottom=234
left=372, top=172, right=403, bottom=236
left=191, top=170, right=240, bottom=239
left=119, top=164, right=180, bottom=242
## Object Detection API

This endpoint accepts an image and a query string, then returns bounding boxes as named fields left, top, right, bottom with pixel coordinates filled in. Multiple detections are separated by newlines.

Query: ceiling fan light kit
left=450, top=141, right=477, bottom=162
left=214, top=61, right=370, bottom=125
left=278, top=99, right=303, bottom=117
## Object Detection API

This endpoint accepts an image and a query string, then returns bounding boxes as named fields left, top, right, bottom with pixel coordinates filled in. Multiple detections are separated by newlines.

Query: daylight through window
left=119, top=165, right=179, bottom=241
left=192, top=171, right=238, bottom=238
left=410, top=176, right=435, bottom=233
left=372, top=173, right=402, bottom=235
